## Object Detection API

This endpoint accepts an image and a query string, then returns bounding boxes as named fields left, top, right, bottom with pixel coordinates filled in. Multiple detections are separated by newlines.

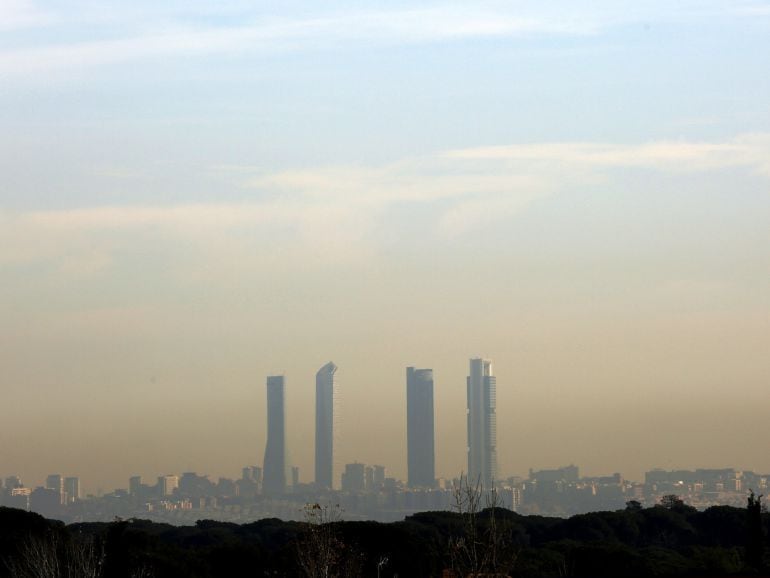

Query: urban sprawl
left=2, top=360, right=762, bottom=524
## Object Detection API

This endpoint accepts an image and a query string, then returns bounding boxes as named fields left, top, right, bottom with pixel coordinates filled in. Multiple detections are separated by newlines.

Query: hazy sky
left=1, top=0, right=769, bottom=494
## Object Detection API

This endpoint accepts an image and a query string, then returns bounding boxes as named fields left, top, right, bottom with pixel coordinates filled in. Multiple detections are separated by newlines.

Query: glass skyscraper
left=315, top=361, right=338, bottom=489
left=262, top=375, right=286, bottom=495
left=467, top=358, right=497, bottom=489
left=407, top=366, right=436, bottom=488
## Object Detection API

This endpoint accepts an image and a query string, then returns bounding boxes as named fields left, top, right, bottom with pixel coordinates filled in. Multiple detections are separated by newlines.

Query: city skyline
left=4, top=460, right=768, bottom=527
left=1, top=1, right=768, bottom=495
left=4, top=348, right=770, bottom=495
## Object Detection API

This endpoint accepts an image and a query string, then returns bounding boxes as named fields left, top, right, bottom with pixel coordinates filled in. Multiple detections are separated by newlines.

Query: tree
left=625, top=500, right=643, bottom=512
left=660, top=495, right=684, bottom=510
left=296, top=503, right=361, bottom=578
left=6, top=529, right=105, bottom=578
left=5, top=531, right=61, bottom=578
left=746, top=490, right=764, bottom=572
left=448, top=474, right=516, bottom=577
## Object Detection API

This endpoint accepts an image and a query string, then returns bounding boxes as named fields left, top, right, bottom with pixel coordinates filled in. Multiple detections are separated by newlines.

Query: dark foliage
left=0, top=502, right=767, bottom=577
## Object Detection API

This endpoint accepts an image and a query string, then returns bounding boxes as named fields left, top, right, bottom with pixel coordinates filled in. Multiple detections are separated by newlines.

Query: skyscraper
left=63, top=477, right=80, bottom=504
left=157, top=475, right=179, bottom=497
left=467, top=358, right=497, bottom=488
left=341, top=463, right=365, bottom=492
left=407, top=366, right=435, bottom=488
left=315, top=361, right=338, bottom=490
left=262, top=375, right=286, bottom=495
left=45, top=474, right=64, bottom=505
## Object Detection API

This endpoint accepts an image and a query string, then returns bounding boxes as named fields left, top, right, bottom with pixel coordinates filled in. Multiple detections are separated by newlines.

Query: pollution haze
left=1, top=1, right=769, bottom=495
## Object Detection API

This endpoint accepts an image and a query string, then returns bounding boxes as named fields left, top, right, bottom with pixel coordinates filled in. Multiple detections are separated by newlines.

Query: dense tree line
left=1, top=496, right=768, bottom=577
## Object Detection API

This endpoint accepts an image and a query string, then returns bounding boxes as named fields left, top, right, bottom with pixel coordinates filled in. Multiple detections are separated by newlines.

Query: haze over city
left=1, top=1, right=769, bottom=495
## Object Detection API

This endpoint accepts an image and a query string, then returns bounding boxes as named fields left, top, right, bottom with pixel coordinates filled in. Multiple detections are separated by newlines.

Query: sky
left=1, top=0, right=769, bottom=494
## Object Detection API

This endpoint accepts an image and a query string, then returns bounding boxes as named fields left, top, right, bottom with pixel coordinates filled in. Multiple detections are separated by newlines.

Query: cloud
left=4, top=2, right=760, bottom=80
left=2, top=133, right=768, bottom=277
left=0, top=200, right=377, bottom=278
left=734, top=133, right=770, bottom=177
left=22, top=203, right=280, bottom=230
left=436, top=192, right=545, bottom=237
left=0, top=6, right=600, bottom=78
left=243, top=159, right=555, bottom=239
left=444, top=135, right=770, bottom=175
left=732, top=1, right=770, bottom=16
left=248, top=163, right=547, bottom=204
left=0, top=0, right=54, bottom=30
left=247, top=133, right=770, bottom=235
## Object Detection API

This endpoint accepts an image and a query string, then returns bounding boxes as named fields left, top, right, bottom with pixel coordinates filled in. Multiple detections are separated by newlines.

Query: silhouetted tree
left=5, top=529, right=105, bottom=578
left=448, top=475, right=516, bottom=577
left=746, top=490, right=764, bottom=572
left=296, top=503, right=361, bottom=578
left=659, top=495, right=684, bottom=510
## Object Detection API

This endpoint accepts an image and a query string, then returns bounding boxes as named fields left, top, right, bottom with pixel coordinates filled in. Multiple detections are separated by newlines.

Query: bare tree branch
left=448, top=474, right=517, bottom=577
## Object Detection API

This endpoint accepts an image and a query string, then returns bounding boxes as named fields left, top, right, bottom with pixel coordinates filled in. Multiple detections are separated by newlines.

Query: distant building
left=64, top=477, right=81, bottom=503
left=178, top=472, right=214, bottom=498
left=467, top=358, right=497, bottom=489
left=216, top=477, right=237, bottom=497
left=498, top=486, right=521, bottom=511
left=237, top=466, right=261, bottom=498
left=129, top=476, right=143, bottom=497
left=315, top=362, right=338, bottom=490
left=45, top=474, right=65, bottom=505
left=30, top=487, right=60, bottom=517
left=240, top=465, right=262, bottom=493
left=158, top=475, right=179, bottom=496
left=241, top=466, right=256, bottom=481
left=406, top=366, right=435, bottom=488
left=341, top=463, right=365, bottom=492
left=5, top=487, right=31, bottom=510
left=530, top=465, right=579, bottom=483
left=373, top=465, right=385, bottom=489
left=4, top=476, right=22, bottom=490
left=263, top=375, right=287, bottom=495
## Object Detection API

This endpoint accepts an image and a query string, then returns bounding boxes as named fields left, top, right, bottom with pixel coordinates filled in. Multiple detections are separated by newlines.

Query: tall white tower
left=467, top=358, right=497, bottom=488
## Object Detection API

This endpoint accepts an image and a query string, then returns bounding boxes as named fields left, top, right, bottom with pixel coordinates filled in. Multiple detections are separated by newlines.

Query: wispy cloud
left=0, top=200, right=376, bottom=276
left=3, top=1, right=762, bottom=79
left=444, top=135, right=770, bottom=175
left=731, top=1, right=770, bottom=16
left=0, top=6, right=600, bottom=78
left=248, top=164, right=547, bottom=204
left=2, top=134, right=768, bottom=275
left=0, top=0, right=54, bottom=30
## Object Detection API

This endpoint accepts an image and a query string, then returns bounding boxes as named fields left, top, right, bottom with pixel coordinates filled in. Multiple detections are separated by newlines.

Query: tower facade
left=315, top=361, right=338, bottom=489
left=45, top=474, right=65, bottom=505
left=262, top=375, right=286, bottom=495
left=467, top=358, right=497, bottom=488
left=407, top=366, right=435, bottom=488
left=64, top=477, right=80, bottom=504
